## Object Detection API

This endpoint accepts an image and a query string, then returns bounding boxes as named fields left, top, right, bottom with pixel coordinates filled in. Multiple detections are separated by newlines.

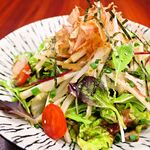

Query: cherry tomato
left=42, top=104, right=67, bottom=140
left=15, top=63, right=31, bottom=86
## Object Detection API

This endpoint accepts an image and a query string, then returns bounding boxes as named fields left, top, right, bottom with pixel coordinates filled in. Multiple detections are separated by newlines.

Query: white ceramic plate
left=0, top=16, right=150, bottom=150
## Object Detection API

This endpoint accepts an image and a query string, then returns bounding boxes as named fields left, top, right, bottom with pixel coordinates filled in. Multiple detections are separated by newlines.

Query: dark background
left=0, top=0, right=150, bottom=149
left=0, top=0, right=150, bottom=39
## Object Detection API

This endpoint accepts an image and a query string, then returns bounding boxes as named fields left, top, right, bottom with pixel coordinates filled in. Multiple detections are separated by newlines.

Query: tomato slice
left=42, top=104, right=67, bottom=140
left=15, top=63, right=31, bottom=86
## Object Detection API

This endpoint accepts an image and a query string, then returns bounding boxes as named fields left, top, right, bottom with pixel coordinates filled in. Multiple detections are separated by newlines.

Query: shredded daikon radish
left=125, top=72, right=146, bottom=96
left=20, top=72, right=77, bottom=99
left=106, top=72, right=150, bottom=111
left=54, top=96, right=66, bottom=106
left=70, top=63, right=89, bottom=83
left=61, top=94, right=75, bottom=114
left=64, top=129, right=72, bottom=143
left=85, top=105, right=92, bottom=118
left=53, top=79, right=71, bottom=101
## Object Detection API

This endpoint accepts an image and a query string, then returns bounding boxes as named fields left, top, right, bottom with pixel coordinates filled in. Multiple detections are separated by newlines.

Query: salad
left=0, top=1, right=150, bottom=150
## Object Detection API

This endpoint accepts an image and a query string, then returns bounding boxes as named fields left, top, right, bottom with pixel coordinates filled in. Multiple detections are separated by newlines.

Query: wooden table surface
left=0, top=0, right=150, bottom=149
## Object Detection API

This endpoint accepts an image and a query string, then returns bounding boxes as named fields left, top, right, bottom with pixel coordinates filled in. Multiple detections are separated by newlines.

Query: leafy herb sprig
left=112, top=44, right=133, bottom=85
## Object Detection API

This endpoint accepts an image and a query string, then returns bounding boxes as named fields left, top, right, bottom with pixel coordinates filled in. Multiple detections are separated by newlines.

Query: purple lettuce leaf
left=0, top=100, right=37, bottom=124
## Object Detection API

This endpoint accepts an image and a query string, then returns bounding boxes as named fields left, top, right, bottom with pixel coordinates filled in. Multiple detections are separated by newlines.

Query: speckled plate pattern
left=0, top=16, right=150, bottom=150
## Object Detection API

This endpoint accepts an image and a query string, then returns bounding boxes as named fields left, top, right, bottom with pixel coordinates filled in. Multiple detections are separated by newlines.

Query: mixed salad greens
left=0, top=1, right=150, bottom=150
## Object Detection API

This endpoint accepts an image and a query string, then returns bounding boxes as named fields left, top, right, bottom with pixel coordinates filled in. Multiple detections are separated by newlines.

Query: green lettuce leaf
left=77, top=120, right=113, bottom=150
left=0, top=80, right=30, bottom=114
left=100, top=109, right=117, bottom=124
left=66, top=112, right=92, bottom=125
left=93, top=89, right=126, bottom=129
left=71, top=76, right=126, bottom=141
left=146, top=63, right=150, bottom=75
left=113, top=93, right=145, bottom=112
left=125, top=103, right=150, bottom=125
left=112, top=44, right=133, bottom=83
left=66, top=104, right=92, bottom=125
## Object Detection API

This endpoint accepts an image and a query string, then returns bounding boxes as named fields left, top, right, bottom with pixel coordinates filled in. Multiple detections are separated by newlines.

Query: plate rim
left=0, top=15, right=150, bottom=150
